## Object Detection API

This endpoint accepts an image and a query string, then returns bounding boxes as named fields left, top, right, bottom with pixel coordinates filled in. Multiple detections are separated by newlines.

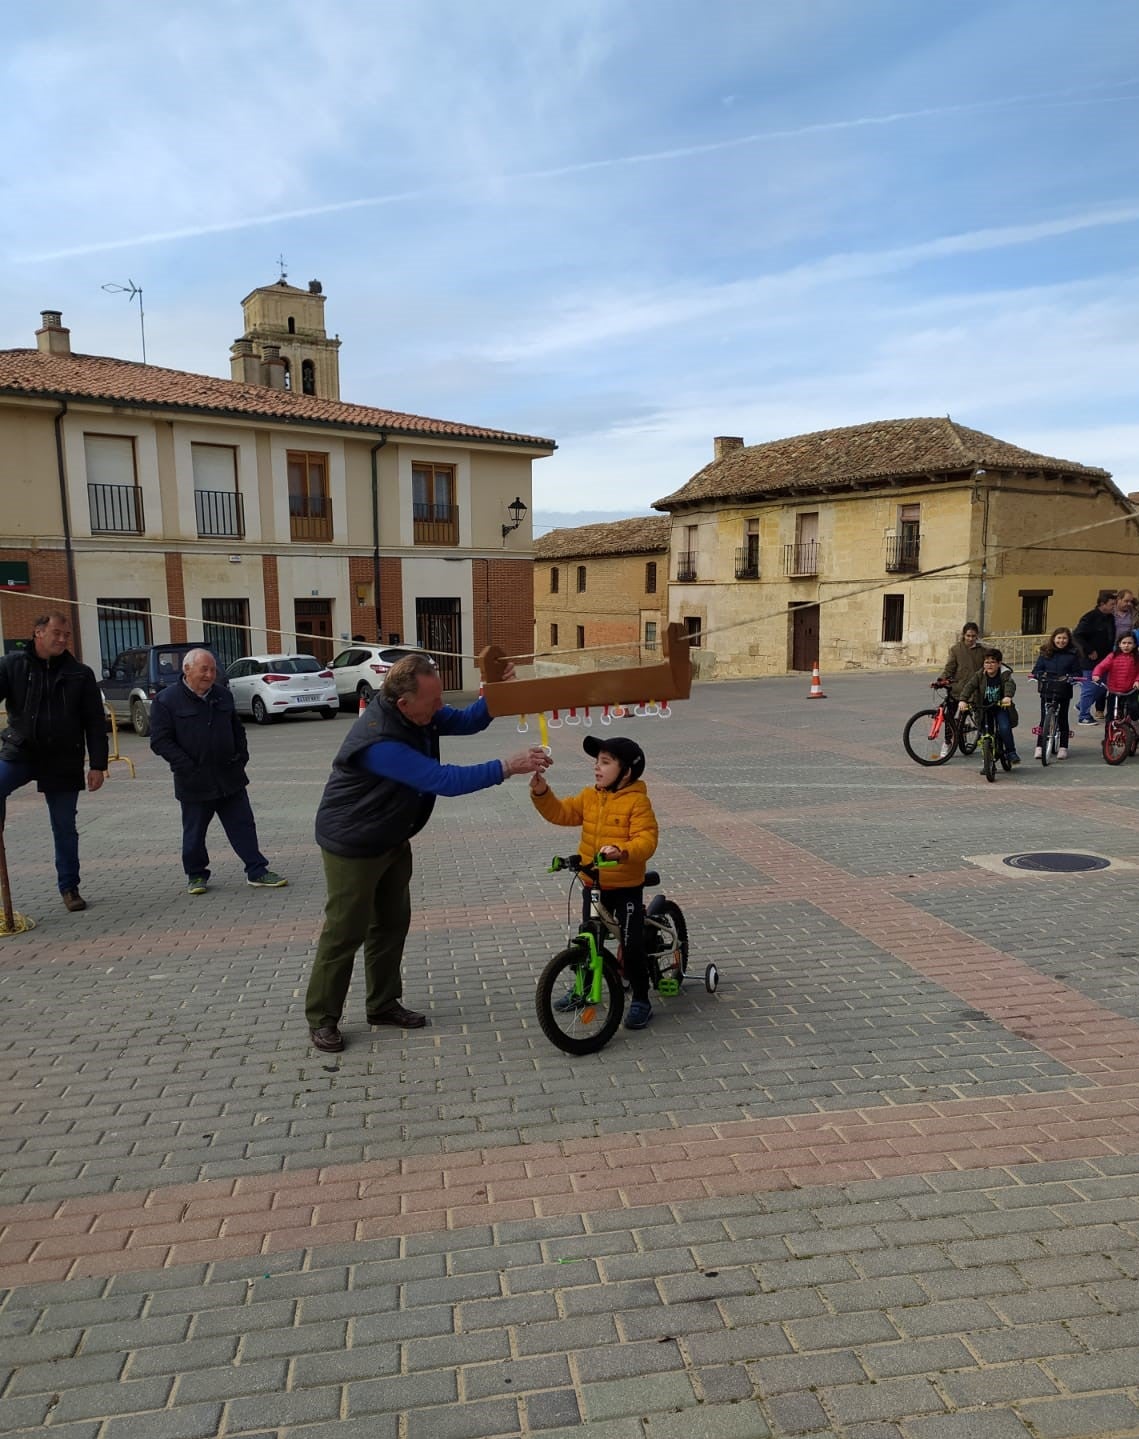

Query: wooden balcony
left=289, top=509, right=333, bottom=542
left=413, top=502, right=459, bottom=546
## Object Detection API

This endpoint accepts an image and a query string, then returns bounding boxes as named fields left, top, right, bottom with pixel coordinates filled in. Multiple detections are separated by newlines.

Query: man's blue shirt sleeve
left=434, top=696, right=494, bottom=737
left=357, top=738, right=505, bottom=796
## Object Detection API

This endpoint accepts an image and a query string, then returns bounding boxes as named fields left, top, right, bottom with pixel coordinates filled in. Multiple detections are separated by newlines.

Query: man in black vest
left=0, top=610, right=108, bottom=911
left=1073, top=590, right=1117, bottom=724
left=304, top=653, right=549, bottom=1053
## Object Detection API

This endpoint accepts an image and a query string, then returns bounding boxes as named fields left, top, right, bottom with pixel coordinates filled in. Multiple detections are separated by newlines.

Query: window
left=202, top=598, right=250, bottom=671
left=550, top=623, right=559, bottom=646
left=287, top=316, right=296, bottom=334
left=886, top=504, right=921, bottom=572
left=85, top=434, right=142, bottom=533
left=882, top=594, right=904, bottom=643
left=550, top=566, right=559, bottom=594
left=412, top=463, right=457, bottom=544
left=576, top=626, right=585, bottom=649
left=1021, top=591, right=1050, bottom=634
left=287, top=450, right=331, bottom=541
left=677, top=524, right=698, bottom=581
left=736, top=518, right=760, bottom=579
left=576, top=565, right=586, bottom=593
left=192, top=443, right=243, bottom=538
left=683, top=616, right=702, bottom=647
left=302, top=359, right=316, bottom=396
left=97, top=598, right=151, bottom=672
left=644, top=621, right=658, bottom=650
left=645, top=561, right=657, bottom=594
left=785, top=512, right=819, bottom=576
left=282, top=358, right=292, bottom=391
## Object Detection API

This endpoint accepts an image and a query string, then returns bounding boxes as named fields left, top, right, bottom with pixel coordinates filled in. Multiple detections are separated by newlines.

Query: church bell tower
left=229, top=273, right=341, bottom=399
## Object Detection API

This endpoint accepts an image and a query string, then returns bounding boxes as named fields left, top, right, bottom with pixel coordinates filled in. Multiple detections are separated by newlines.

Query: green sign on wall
left=0, top=561, right=29, bottom=589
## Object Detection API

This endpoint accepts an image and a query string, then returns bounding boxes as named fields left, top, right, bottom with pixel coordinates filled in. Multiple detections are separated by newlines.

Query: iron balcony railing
left=413, top=502, right=459, bottom=545
left=734, top=545, right=760, bottom=580
left=885, top=534, right=921, bottom=572
left=195, top=488, right=245, bottom=539
left=676, top=551, right=697, bottom=582
left=782, top=540, right=818, bottom=576
left=88, top=482, right=144, bottom=534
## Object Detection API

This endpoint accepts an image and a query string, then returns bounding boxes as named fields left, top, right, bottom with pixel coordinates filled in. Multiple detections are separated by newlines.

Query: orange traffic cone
left=358, top=691, right=368, bottom=715
left=806, top=661, right=827, bottom=699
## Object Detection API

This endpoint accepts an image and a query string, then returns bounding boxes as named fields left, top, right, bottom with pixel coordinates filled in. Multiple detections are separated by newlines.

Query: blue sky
left=5, top=1, right=1139, bottom=528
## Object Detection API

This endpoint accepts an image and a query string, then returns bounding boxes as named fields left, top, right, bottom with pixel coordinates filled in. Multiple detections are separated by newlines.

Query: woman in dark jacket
left=1030, top=627, right=1083, bottom=759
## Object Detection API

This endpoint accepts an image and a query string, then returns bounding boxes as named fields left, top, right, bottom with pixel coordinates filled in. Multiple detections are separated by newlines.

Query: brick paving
left=3, top=672, right=1139, bottom=1436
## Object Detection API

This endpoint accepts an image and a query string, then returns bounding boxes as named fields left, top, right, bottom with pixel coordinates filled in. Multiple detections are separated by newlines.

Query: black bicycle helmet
left=583, top=734, right=645, bottom=789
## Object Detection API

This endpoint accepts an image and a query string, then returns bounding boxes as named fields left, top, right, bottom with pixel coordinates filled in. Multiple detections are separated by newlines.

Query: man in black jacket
left=149, top=648, right=286, bottom=895
left=1073, top=590, right=1117, bottom=725
left=0, top=611, right=109, bottom=911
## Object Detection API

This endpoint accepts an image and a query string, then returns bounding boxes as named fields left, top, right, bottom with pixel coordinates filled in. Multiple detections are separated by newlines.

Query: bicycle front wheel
left=956, top=709, right=979, bottom=755
left=982, top=735, right=996, bottom=782
left=1104, top=722, right=1129, bottom=766
left=903, top=708, right=955, bottom=766
left=535, top=947, right=624, bottom=1055
left=1040, top=710, right=1057, bottom=766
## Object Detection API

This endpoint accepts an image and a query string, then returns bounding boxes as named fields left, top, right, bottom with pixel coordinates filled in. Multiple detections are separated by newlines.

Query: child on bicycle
left=1092, top=633, right=1139, bottom=723
left=1030, top=626, right=1082, bottom=760
left=530, top=735, right=660, bottom=1029
left=957, top=649, right=1020, bottom=764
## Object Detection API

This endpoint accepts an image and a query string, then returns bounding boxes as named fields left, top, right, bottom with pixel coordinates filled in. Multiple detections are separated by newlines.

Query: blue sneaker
left=553, top=990, right=585, bottom=1013
left=624, top=1000, right=653, bottom=1030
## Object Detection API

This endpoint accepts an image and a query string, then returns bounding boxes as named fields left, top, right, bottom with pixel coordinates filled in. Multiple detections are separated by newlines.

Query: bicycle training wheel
left=956, top=709, right=979, bottom=755
left=982, top=736, right=996, bottom=782
left=903, top=709, right=955, bottom=766
left=1103, top=722, right=1130, bottom=766
left=535, top=947, right=624, bottom=1055
left=1040, top=712, right=1057, bottom=767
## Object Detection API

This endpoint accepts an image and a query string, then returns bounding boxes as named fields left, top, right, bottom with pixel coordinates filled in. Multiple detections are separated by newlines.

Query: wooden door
left=294, top=599, right=333, bottom=663
left=791, top=604, right=820, bottom=672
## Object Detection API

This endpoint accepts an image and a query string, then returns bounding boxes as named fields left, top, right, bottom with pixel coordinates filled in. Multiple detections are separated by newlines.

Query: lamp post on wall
left=101, top=280, right=147, bottom=363
left=501, top=496, right=527, bottom=541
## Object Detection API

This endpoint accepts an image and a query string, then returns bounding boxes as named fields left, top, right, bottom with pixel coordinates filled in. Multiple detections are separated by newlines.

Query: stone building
left=654, top=418, right=1137, bottom=676
left=0, top=284, right=554, bottom=689
left=533, top=516, right=670, bottom=671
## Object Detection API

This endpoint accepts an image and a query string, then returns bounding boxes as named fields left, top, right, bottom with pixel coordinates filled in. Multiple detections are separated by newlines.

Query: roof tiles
left=534, top=515, right=671, bottom=560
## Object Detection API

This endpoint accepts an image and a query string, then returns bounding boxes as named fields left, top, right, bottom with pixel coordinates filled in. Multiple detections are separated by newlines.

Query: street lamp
left=501, top=496, right=527, bottom=540
left=102, top=280, right=146, bottom=363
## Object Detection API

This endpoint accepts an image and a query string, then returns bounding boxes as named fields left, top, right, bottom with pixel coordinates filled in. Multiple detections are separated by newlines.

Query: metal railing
left=676, top=551, right=697, bottom=582
left=195, top=488, right=245, bottom=538
left=782, top=540, right=818, bottom=576
left=979, top=633, right=1049, bottom=670
left=88, top=483, right=144, bottom=534
left=413, top=502, right=459, bottom=546
left=734, top=545, right=760, bottom=580
left=885, top=534, right=921, bottom=572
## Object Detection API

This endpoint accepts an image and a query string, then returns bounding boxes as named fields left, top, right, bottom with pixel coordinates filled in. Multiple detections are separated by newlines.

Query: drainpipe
left=53, top=401, right=81, bottom=657
left=370, top=434, right=386, bottom=643
left=976, top=469, right=990, bottom=636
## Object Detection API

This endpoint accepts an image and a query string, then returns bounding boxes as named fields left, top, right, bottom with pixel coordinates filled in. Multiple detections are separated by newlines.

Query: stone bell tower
left=229, top=275, right=341, bottom=398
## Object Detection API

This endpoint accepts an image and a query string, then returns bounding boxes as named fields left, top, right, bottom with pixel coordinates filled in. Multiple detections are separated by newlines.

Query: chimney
left=229, top=338, right=263, bottom=385
left=714, top=436, right=744, bottom=460
left=36, top=310, right=71, bottom=356
left=260, top=342, right=287, bottom=391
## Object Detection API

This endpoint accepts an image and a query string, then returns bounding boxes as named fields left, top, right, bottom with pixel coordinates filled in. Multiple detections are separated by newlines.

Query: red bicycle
left=902, top=680, right=979, bottom=766
left=1102, top=689, right=1139, bottom=765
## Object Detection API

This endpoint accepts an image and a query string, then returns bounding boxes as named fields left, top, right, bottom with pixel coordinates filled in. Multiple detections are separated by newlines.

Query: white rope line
left=8, top=503, right=1137, bottom=665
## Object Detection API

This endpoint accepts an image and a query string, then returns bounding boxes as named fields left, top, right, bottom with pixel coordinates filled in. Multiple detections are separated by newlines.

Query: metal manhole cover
left=1003, top=852, right=1111, bottom=873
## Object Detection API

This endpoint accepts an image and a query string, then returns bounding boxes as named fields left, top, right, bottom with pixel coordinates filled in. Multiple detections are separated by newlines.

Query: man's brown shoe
left=367, top=1002, right=427, bottom=1028
left=61, top=889, right=87, bottom=912
left=309, top=1025, right=344, bottom=1053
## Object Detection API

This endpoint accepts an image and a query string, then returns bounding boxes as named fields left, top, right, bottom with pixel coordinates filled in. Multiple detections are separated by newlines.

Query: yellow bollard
left=104, top=702, right=136, bottom=779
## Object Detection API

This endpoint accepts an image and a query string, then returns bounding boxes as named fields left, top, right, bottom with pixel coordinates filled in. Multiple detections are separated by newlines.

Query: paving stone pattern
left=4, top=673, right=1139, bottom=1436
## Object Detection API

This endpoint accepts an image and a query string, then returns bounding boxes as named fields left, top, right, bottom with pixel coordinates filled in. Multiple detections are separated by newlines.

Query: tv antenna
left=277, top=253, right=288, bottom=282
left=102, top=279, right=147, bottom=363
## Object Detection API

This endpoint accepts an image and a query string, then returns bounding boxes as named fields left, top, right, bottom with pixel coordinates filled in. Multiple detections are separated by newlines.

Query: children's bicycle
left=902, top=680, right=978, bottom=766
left=1102, top=690, right=1139, bottom=765
left=972, top=700, right=1015, bottom=782
left=1034, top=678, right=1070, bottom=767
left=535, top=855, right=716, bottom=1055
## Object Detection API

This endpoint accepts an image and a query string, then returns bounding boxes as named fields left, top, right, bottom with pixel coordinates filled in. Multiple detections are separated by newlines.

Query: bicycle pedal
left=657, top=977, right=681, bottom=997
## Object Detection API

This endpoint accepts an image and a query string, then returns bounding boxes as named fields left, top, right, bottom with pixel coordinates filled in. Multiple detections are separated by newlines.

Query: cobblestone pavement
left=4, top=671, right=1139, bottom=1437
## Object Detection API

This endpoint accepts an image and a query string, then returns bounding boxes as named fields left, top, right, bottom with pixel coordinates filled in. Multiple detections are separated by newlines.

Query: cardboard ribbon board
left=477, top=622, right=692, bottom=718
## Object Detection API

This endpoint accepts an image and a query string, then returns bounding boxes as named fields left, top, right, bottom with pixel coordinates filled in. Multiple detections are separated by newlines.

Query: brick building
left=533, top=516, right=670, bottom=671
left=0, top=281, right=554, bottom=690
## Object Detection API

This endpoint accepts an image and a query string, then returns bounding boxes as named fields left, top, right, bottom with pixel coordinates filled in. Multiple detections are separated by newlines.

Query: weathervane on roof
left=101, top=279, right=146, bottom=364
left=277, top=253, right=288, bottom=283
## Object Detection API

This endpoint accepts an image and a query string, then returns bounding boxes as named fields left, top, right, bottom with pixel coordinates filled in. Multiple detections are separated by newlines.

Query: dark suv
left=101, top=643, right=224, bottom=736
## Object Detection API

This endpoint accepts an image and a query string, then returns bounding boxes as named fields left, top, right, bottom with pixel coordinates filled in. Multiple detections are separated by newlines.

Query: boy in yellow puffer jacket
left=530, top=735, right=660, bottom=1029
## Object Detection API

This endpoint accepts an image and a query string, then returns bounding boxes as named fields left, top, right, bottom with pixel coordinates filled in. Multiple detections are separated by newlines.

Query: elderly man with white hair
left=149, top=647, right=286, bottom=895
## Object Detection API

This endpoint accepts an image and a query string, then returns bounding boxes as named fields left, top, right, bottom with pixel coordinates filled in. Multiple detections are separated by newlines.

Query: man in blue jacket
left=304, top=652, right=550, bottom=1053
left=0, top=610, right=109, bottom=911
left=149, top=648, right=286, bottom=895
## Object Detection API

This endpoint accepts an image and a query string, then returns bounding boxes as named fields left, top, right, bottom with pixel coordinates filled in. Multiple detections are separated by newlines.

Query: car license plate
left=295, top=693, right=319, bottom=702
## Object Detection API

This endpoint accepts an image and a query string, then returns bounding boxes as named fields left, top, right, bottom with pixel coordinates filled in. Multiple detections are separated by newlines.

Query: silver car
left=225, top=654, right=340, bottom=725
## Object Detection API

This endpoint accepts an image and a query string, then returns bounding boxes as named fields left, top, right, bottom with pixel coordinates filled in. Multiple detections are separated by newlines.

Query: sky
left=4, top=1, right=1139, bottom=532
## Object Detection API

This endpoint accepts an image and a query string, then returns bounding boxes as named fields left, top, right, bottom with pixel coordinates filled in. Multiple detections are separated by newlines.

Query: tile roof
left=0, top=348, right=555, bottom=450
left=653, top=417, right=1109, bottom=510
left=534, top=515, right=671, bottom=560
